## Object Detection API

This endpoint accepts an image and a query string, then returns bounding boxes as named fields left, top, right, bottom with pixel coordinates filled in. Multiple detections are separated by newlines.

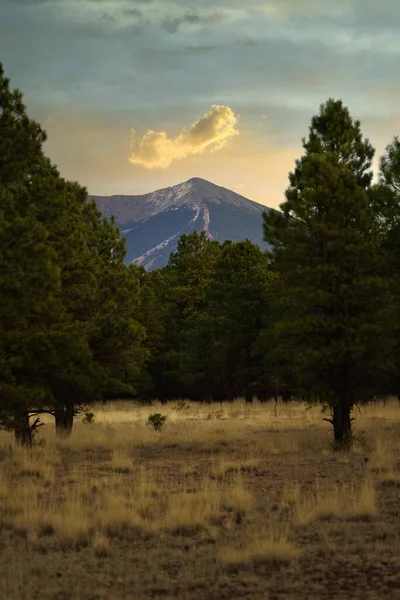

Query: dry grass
left=0, top=457, right=254, bottom=541
left=0, top=398, right=399, bottom=599
left=316, top=478, right=377, bottom=521
left=379, top=472, right=400, bottom=488
left=368, top=436, right=397, bottom=473
left=220, top=521, right=299, bottom=568
left=284, top=477, right=378, bottom=525
left=92, top=532, right=110, bottom=557
left=210, top=456, right=259, bottom=478
left=110, top=446, right=134, bottom=473
left=220, top=538, right=299, bottom=567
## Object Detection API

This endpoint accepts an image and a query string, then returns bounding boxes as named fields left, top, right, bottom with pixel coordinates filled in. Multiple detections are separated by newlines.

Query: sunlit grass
left=283, top=477, right=378, bottom=525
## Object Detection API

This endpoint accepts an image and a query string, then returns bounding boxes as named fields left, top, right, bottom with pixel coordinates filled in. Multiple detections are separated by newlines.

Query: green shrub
left=82, top=411, right=95, bottom=424
left=147, top=413, right=167, bottom=432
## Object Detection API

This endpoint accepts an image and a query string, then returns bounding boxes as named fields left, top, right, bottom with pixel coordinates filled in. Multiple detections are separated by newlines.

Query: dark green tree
left=0, top=185, right=64, bottom=445
left=179, top=240, right=271, bottom=402
left=139, top=232, right=221, bottom=401
left=263, top=99, right=395, bottom=447
left=369, top=137, right=400, bottom=399
left=165, top=231, right=221, bottom=398
left=135, top=267, right=172, bottom=401
left=0, top=62, right=146, bottom=441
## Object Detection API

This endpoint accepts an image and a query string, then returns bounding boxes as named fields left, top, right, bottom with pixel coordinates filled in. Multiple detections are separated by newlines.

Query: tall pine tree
left=263, top=99, right=395, bottom=447
left=0, top=62, right=146, bottom=441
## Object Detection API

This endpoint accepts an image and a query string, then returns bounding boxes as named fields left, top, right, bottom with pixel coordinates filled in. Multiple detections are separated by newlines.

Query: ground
left=0, top=400, right=399, bottom=600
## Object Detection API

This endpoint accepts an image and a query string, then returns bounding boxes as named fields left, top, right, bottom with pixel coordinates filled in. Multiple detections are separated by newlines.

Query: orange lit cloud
left=129, top=105, right=239, bottom=168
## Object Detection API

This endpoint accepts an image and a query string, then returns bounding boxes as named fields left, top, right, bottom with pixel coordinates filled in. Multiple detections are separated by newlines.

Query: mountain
left=93, top=177, right=270, bottom=270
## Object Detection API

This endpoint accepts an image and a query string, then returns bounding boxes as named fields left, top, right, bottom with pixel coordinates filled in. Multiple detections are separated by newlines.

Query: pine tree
left=369, top=137, right=400, bottom=398
left=0, top=62, right=146, bottom=440
left=180, top=240, right=271, bottom=401
left=0, top=184, right=63, bottom=444
left=263, top=99, right=395, bottom=447
left=0, top=63, right=67, bottom=443
left=164, top=231, right=221, bottom=399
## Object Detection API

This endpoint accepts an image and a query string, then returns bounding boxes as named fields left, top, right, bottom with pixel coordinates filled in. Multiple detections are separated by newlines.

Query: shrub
left=82, top=412, right=95, bottom=425
left=147, top=414, right=167, bottom=432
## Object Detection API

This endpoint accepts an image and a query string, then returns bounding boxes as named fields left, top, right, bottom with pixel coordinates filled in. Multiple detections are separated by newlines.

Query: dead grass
left=284, top=477, right=378, bottom=525
left=220, top=522, right=299, bottom=568
left=92, top=531, right=110, bottom=557
left=110, top=446, right=134, bottom=473
left=210, top=456, right=259, bottom=478
left=379, top=472, right=400, bottom=488
left=0, top=398, right=399, bottom=599
left=368, top=436, right=397, bottom=473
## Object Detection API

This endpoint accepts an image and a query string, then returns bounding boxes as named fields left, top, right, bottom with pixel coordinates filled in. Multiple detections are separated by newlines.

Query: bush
left=82, top=411, right=95, bottom=425
left=147, top=413, right=167, bottom=432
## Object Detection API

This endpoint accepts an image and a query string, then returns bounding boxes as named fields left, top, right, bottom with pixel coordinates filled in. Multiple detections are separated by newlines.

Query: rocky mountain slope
left=93, top=178, right=270, bottom=270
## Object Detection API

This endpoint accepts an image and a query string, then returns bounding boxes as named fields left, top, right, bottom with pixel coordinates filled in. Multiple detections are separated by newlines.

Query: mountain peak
left=93, top=179, right=270, bottom=270
left=186, top=177, right=209, bottom=185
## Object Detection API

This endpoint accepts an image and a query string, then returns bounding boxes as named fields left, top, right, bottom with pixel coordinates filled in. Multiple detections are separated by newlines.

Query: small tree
left=263, top=99, right=395, bottom=448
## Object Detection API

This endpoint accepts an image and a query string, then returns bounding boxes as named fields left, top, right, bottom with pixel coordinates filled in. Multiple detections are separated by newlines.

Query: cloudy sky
left=0, top=0, right=399, bottom=207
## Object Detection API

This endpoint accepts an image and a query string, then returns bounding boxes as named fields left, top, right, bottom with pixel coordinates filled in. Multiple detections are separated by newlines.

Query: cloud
left=122, top=8, right=143, bottom=18
left=5, top=0, right=54, bottom=3
left=161, top=10, right=227, bottom=33
left=129, top=105, right=239, bottom=169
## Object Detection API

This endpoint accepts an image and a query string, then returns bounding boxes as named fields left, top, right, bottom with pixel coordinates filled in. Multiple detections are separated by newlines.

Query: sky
left=0, top=0, right=399, bottom=208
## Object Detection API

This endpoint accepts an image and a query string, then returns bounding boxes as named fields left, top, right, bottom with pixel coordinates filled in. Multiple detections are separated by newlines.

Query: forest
left=1, top=61, right=400, bottom=449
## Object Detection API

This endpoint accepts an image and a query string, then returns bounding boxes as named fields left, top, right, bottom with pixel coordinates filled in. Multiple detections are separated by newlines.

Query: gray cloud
left=98, top=12, right=115, bottom=22
left=122, top=8, right=143, bottom=18
left=1, top=0, right=54, bottom=3
left=160, top=10, right=227, bottom=34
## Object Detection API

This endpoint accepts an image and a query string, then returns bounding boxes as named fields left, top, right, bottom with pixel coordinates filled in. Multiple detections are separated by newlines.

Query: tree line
left=1, top=63, right=400, bottom=448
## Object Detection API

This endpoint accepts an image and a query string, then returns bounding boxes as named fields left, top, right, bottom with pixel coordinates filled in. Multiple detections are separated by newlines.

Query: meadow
left=0, top=399, right=399, bottom=600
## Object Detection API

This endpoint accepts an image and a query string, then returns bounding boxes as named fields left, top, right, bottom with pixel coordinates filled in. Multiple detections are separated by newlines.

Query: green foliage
left=0, top=62, right=146, bottom=440
left=82, top=412, right=95, bottom=425
left=302, top=98, right=375, bottom=187
left=179, top=240, right=272, bottom=401
left=137, top=231, right=222, bottom=400
left=147, top=413, right=167, bottom=432
left=139, top=232, right=273, bottom=403
left=379, top=136, right=400, bottom=193
left=369, top=137, right=400, bottom=398
left=263, top=98, right=396, bottom=444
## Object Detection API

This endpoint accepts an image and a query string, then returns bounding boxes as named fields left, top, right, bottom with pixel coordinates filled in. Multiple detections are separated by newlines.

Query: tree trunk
left=14, top=411, right=32, bottom=447
left=332, top=402, right=352, bottom=450
left=55, top=402, right=74, bottom=438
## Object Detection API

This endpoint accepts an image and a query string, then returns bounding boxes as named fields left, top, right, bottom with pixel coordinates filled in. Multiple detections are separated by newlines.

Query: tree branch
left=28, top=410, right=55, bottom=417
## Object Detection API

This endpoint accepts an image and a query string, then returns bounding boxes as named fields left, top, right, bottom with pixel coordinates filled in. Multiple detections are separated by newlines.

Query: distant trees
left=263, top=99, right=396, bottom=447
left=137, top=232, right=222, bottom=401
left=179, top=240, right=271, bottom=402
left=136, top=233, right=272, bottom=402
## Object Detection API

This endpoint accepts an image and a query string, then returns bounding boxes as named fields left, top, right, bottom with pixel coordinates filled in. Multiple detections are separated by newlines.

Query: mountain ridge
left=92, top=178, right=270, bottom=270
